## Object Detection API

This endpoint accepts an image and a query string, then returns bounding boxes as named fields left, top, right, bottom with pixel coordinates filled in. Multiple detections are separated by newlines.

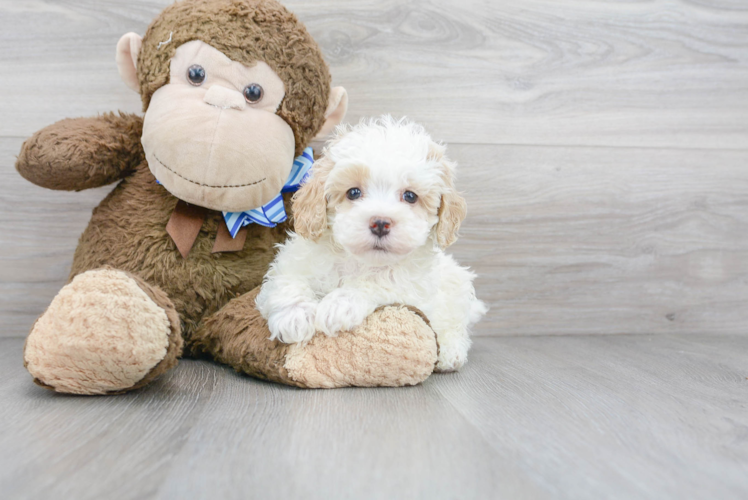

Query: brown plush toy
left=16, top=0, right=438, bottom=395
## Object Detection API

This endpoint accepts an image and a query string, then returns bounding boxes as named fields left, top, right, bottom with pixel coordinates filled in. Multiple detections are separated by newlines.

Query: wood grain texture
left=1, top=0, right=747, bottom=148
left=433, top=334, right=748, bottom=499
left=1, top=335, right=746, bottom=499
left=3, top=136, right=746, bottom=337
left=450, top=143, right=748, bottom=336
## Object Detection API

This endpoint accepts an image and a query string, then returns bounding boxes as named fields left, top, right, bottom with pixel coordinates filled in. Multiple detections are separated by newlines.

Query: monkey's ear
left=313, top=87, right=348, bottom=141
left=116, top=33, right=143, bottom=93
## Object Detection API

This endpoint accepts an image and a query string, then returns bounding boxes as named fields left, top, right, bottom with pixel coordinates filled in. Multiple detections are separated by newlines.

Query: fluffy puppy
left=256, top=116, right=487, bottom=371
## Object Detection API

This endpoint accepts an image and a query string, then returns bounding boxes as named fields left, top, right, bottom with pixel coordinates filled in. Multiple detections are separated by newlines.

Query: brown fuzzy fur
left=18, top=111, right=294, bottom=364
left=16, top=112, right=144, bottom=191
left=137, top=0, right=331, bottom=156
left=191, top=288, right=300, bottom=386
left=64, top=139, right=294, bottom=352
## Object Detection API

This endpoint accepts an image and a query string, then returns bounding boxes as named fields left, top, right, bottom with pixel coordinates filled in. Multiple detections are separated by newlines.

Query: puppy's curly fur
left=256, top=117, right=487, bottom=371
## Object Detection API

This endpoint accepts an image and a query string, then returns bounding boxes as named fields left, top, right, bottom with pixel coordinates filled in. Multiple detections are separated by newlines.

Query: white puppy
left=256, top=116, right=487, bottom=372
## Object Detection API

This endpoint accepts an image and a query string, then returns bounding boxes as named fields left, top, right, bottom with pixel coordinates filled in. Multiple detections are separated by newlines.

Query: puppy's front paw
left=435, top=334, right=471, bottom=373
left=315, top=289, right=372, bottom=337
left=267, top=302, right=317, bottom=343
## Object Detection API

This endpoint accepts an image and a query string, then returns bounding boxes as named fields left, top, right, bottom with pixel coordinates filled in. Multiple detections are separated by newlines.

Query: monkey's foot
left=284, top=304, right=438, bottom=388
left=192, top=289, right=438, bottom=388
left=24, top=268, right=182, bottom=395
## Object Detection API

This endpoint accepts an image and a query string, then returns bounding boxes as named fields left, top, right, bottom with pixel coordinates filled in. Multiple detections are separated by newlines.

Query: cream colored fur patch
left=24, top=269, right=171, bottom=394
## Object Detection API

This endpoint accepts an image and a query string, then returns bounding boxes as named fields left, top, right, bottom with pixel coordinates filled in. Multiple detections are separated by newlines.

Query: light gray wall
left=1, top=0, right=746, bottom=337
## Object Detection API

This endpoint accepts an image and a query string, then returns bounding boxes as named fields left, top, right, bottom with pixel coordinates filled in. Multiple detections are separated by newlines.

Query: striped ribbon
left=222, top=147, right=314, bottom=238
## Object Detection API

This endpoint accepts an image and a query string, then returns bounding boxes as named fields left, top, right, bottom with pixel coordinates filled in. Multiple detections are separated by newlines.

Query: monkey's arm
left=16, top=112, right=144, bottom=191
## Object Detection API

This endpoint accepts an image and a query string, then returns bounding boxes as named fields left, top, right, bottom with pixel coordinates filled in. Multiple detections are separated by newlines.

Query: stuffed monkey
left=16, top=0, right=437, bottom=395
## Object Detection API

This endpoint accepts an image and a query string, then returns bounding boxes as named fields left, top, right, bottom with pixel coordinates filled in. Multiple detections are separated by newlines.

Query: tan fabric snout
left=143, top=84, right=296, bottom=212
left=204, top=85, right=246, bottom=111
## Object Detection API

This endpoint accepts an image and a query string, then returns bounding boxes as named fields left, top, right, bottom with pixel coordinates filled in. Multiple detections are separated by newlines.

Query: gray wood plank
left=3, top=137, right=746, bottom=337
left=1, top=0, right=747, bottom=148
left=1, top=335, right=746, bottom=499
left=154, top=371, right=536, bottom=500
left=432, top=334, right=748, bottom=499
left=0, top=337, right=540, bottom=500
left=0, top=345, right=221, bottom=500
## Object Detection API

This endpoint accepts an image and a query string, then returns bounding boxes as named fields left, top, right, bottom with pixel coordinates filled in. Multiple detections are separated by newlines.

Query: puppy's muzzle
left=369, top=217, right=392, bottom=238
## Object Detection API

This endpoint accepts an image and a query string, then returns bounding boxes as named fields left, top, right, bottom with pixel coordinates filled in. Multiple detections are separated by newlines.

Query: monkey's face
left=116, top=1, right=347, bottom=213
left=141, top=41, right=295, bottom=212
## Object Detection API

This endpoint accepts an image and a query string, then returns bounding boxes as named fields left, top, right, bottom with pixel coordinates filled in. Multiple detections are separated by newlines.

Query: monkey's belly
left=68, top=166, right=290, bottom=346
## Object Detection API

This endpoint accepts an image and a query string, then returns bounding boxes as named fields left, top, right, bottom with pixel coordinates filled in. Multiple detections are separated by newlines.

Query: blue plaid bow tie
left=222, top=147, right=314, bottom=238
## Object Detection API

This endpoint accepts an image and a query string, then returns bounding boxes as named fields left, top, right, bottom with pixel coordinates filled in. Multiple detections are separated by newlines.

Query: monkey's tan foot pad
left=285, top=305, right=438, bottom=388
left=24, top=268, right=182, bottom=395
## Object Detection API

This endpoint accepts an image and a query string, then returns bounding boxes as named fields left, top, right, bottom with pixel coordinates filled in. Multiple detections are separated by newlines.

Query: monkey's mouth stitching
left=152, top=154, right=266, bottom=188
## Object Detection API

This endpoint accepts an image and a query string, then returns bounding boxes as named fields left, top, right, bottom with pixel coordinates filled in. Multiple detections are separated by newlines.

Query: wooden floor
left=1, top=1, right=747, bottom=498
left=1, top=335, right=746, bottom=499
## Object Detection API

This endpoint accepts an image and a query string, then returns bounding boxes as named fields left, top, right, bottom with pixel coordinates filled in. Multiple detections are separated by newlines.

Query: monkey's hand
left=16, top=112, right=144, bottom=191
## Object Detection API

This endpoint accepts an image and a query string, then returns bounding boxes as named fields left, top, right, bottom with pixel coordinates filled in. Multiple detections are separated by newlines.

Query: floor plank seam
left=436, top=142, right=748, bottom=152
left=4, top=135, right=748, bottom=153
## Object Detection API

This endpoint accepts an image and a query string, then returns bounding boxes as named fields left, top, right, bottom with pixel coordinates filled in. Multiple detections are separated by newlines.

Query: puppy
left=256, top=116, right=487, bottom=371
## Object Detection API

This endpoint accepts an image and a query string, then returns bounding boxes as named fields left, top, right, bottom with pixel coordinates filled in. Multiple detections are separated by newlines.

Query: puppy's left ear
left=292, top=156, right=333, bottom=240
left=432, top=143, right=467, bottom=249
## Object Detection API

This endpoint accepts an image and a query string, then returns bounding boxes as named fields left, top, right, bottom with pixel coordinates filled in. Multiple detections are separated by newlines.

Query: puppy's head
left=293, top=116, right=466, bottom=264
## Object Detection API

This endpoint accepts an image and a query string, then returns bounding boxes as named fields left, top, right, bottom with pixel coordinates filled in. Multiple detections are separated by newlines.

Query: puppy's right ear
left=292, top=157, right=333, bottom=240
left=430, top=141, right=467, bottom=249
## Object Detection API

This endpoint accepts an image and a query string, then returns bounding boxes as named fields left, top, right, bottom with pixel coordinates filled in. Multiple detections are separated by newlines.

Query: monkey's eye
left=346, top=188, right=362, bottom=200
left=187, top=65, right=206, bottom=86
left=402, top=191, right=418, bottom=204
left=243, top=84, right=264, bottom=103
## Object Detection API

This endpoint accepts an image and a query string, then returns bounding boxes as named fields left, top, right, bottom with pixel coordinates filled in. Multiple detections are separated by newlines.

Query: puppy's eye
left=187, top=65, right=206, bottom=86
left=402, top=191, right=418, bottom=204
left=243, top=84, right=264, bottom=103
left=346, top=188, right=362, bottom=200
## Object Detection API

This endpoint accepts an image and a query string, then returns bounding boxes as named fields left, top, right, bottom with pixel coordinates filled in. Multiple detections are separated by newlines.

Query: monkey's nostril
left=203, top=85, right=246, bottom=110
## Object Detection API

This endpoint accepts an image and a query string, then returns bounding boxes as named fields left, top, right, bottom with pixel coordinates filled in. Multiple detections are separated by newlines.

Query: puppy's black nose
left=369, top=217, right=392, bottom=238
